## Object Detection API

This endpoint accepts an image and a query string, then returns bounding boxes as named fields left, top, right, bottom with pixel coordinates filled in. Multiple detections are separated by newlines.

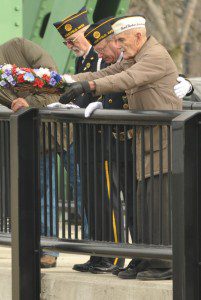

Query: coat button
left=108, top=99, right=113, bottom=104
left=123, top=103, right=129, bottom=109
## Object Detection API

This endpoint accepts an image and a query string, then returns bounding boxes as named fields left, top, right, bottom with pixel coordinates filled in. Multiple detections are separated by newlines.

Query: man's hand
left=60, top=81, right=91, bottom=104
left=85, top=101, right=103, bottom=118
left=174, top=77, right=192, bottom=99
left=11, top=98, right=29, bottom=112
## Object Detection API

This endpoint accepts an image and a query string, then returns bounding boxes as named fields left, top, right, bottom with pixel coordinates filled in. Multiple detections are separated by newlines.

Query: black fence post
left=10, top=108, right=40, bottom=300
left=172, top=111, right=201, bottom=300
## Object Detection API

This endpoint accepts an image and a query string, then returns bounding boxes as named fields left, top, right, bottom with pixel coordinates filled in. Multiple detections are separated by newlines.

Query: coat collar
left=135, top=36, right=159, bottom=62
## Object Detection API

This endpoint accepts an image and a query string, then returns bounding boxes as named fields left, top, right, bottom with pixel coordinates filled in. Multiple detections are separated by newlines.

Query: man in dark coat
left=54, top=7, right=118, bottom=272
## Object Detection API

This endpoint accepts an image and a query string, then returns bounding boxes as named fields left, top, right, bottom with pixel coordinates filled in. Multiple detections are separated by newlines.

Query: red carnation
left=33, top=78, right=44, bottom=88
left=17, top=74, right=25, bottom=83
left=12, top=68, right=17, bottom=75
left=42, top=74, right=50, bottom=83
left=21, top=67, right=32, bottom=72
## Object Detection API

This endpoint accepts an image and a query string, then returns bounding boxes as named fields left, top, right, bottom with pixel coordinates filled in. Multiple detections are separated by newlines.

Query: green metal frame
left=0, top=0, right=22, bottom=44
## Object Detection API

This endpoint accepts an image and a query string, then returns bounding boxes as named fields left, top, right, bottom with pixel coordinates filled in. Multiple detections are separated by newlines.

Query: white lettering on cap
left=112, top=16, right=146, bottom=35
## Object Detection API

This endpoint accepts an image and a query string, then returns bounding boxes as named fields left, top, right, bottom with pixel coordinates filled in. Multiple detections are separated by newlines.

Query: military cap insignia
left=93, top=31, right=101, bottom=39
left=90, top=57, right=94, bottom=60
left=65, top=24, right=72, bottom=32
left=86, top=62, right=91, bottom=69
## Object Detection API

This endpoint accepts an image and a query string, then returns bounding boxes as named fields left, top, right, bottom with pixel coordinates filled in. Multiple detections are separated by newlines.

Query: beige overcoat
left=72, top=36, right=182, bottom=179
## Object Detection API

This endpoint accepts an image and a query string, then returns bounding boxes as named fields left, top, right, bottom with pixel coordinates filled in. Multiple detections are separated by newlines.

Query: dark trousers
left=112, top=160, right=134, bottom=243
left=137, top=174, right=172, bottom=268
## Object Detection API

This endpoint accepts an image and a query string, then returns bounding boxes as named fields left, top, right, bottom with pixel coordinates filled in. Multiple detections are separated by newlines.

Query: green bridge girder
left=0, top=0, right=22, bottom=44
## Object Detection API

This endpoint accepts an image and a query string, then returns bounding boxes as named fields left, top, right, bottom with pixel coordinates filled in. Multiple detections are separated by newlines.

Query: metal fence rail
left=0, top=106, right=201, bottom=300
left=0, top=112, right=11, bottom=234
left=38, top=108, right=181, bottom=259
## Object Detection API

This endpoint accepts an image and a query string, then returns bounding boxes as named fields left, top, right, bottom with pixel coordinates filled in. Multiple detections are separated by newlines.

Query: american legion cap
left=84, top=17, right=116, bottom=46
left=53, top=6, right=89, bottom=39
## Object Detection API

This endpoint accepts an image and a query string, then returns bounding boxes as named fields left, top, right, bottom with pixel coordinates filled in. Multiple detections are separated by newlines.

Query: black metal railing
left=0, top=106, right=201, bottom=300
left=38, top=108, right=179, bottom=261
left=0, top=112, right=11, bottom=235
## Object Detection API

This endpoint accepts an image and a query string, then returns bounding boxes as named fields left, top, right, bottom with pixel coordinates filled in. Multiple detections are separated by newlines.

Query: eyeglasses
left=95, top=40, right=111, bottom=54
left=63, top=34, right=81, bottom=46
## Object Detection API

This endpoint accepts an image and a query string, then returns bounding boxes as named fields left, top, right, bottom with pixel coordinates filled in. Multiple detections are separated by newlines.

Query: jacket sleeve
left=21, top=38, right=59, bottom=71
left=25, top=93, right=60, bottom=108
left=0, top=89, right=17, bottom=108
left=71, top=61, right=123, bottom=81
left=93, top=51, right=169, bottom=95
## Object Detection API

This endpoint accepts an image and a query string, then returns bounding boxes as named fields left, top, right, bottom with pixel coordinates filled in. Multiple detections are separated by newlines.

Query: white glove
left=61, top=74, right=75, bottom=84
left=85, top=102, right=103, bottom=118
left=174, top=77, right=192, bottom=99
left=47, top=102, right=80, bottom=109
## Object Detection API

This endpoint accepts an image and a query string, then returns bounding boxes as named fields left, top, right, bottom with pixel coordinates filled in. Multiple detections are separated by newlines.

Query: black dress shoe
left=136, top=268, right=172, bottom=280
left=118, top=259, right=148, bottom=279
left=112, top=258, right=142, bottom=276
left=89, top=258, right=116, bottom=274
left=72, top=256, right=101, bottom=272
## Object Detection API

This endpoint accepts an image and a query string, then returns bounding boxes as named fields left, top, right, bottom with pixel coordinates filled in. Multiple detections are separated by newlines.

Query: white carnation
left=2, top=64, right=12, bottom=71
left=34, top=67, right=51, bottom=77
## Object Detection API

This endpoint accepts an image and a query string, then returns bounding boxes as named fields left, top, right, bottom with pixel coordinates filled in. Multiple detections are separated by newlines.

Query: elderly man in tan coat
left=60, top=15, right=182, bottom=281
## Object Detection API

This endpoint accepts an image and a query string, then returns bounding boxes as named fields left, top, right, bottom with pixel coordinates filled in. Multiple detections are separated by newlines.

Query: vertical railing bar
left=132, top=126, right=137, bottom=243
left=53, top=122, right=59, bottom=237
left=48, top=122, right=53, bottom=236
left=59, top=122, right=65, bottom=238
left=86, top=124, right=91, bottom=238
left=150, top=126, right=154, bottom=244
left=93, top=125, right=98, bottom=240
left=159, top=126, right=163, bottom=244
left=141, top=126, right=145, bottom=244
left=42, top=122, right=47, bottom=236
left=108, top=125, right=112, bottom=242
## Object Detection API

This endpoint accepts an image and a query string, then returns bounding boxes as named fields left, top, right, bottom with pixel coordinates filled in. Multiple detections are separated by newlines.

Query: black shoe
left=90, top=258, right=116, bottom=274
left=136, top=268, right=172, bottom=280
left=112, top=258, right=141, bottom=276
left=72, top=256, right=101, bottom=272
left=118, top=259, right=148, bottom=279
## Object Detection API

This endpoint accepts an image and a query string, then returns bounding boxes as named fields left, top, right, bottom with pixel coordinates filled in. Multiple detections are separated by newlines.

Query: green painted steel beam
left=0, top=0, right=22, bottom=44
left=23, top=0, right=55, bottom=45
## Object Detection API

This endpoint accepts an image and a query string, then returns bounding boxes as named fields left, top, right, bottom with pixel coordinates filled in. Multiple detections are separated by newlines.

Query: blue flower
left=24, top=72, right=35, bottom=82
left=5, top=69, right=12, bottom=76
left=50, top=71, right=57, bottom=77
left=2, top=73, right=8, bottom=79
left=0, top=80, right=7, bottom=87
left=10, top=80, right=16, bottom=86
left=49, top=78, right=57, bottom=86
left=7, top=75, right=14, bottom=83
left=54, top=74, right=62, bottom=83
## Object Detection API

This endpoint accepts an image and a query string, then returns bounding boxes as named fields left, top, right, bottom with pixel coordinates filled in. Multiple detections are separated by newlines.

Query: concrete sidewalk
left=0, top=246, right=172, bottom=300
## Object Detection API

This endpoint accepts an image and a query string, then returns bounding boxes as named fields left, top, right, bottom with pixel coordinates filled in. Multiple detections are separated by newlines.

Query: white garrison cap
left=112, top=16, right=146, bottom=35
